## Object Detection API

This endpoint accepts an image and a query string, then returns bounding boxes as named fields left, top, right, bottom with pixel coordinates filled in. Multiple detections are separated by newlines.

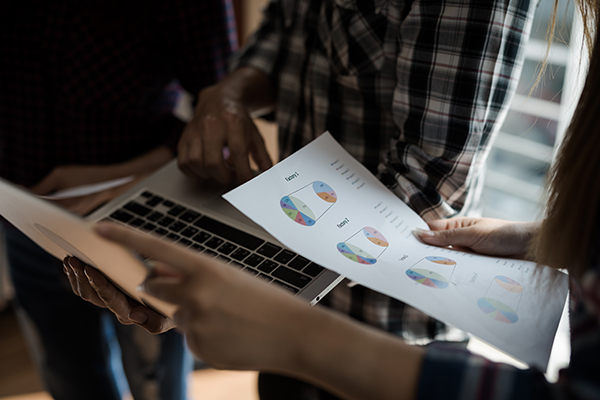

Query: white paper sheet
left=224, top=132, right=568, bottom=370
left=39, top=176, right=136, bottom=200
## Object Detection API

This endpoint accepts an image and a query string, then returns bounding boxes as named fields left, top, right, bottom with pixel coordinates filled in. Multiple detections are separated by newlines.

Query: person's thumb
left=413, top=227, right=478, bottom=248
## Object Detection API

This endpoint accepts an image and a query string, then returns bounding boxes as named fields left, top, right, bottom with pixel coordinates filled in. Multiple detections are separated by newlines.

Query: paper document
left=224, top=132, right=568, bottom=370
left=39, top=176, right=136, bottom=200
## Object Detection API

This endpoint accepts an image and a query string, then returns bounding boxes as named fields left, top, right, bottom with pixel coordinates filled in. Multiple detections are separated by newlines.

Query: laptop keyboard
left=106, top=190, right=325, bottom=295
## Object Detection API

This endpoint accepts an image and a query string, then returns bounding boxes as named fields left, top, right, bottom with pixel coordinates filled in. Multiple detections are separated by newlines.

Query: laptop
left=0, top=160, right=343, bottom=318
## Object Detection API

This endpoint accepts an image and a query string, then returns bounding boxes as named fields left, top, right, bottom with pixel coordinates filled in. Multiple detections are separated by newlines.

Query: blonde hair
left=532, top=0, right=600, bottom=278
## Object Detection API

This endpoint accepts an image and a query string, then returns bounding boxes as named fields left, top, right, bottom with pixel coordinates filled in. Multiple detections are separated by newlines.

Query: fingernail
left=129, top=311, right=148, bottom=325
left=414, top=227, right=435, bottom=237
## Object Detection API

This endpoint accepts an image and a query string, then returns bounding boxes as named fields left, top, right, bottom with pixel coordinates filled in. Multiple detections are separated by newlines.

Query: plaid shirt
left=231, top=0, right=536, bottom=341
left=418, top=229, right=600, bottom=399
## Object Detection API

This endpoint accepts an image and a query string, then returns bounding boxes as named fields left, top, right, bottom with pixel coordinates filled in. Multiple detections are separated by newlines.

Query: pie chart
left=280, top=196, right=317, bottom=226
left=337, top=242, right=377, bottom=265
left=363, top=227, right=388, bottom=247
left=425, top=256, right=456, bottom=265
left=478, top=297, right=518, bottom=323
left=405, top=268, right=449, bottom=289
left=313, top=181, right=337, bottom=203
left=494, top=276, right=523, bottom=293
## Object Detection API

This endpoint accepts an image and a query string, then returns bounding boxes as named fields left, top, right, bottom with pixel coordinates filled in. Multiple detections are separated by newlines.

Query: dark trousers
left=5, top=226, right=193, bottom=400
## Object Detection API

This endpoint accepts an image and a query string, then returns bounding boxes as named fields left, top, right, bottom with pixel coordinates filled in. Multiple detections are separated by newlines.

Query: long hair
left=532, top=0, right=600, bottom=278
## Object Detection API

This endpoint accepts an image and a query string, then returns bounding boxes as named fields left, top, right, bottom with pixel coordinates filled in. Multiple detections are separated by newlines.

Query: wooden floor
left=0, top=306, right=259, bottom=400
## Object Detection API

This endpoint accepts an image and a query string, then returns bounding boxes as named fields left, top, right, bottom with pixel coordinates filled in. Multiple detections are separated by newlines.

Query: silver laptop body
left=87, top=160, right=342, bottom=306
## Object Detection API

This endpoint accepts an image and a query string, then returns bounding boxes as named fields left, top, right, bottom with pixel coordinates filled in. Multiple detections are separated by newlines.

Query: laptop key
left=166, top=233, right=180, bottom=242
left=194, top=216, right=264, bottom=250
left=128, top=218, right=145, bottom=228
left=272, top=266, right=310, bottom=288
left=217, top=242, right=237, bottom=255
left=141, top=191, right=153, bottom=198
left=217, top=255, right=231, bottom=263
left=205, top=237, right=224, bottom=249
left=243, top=254, right=264, bottom=267
left=178, top=238, right=193, bottom=247
left=110, top=210, right=134, bottom=223
left=124, top=201, right=152, bottom=217
left=257, top=243, right=282, bottom=258
left=147, top=211, right=164, bottom=222
left=288, top=255, right=310, bottom=271
left=169, top=221, right=187, bottom=233
left=162, top=200, right=174, bottom=207
left=230, top=248, right=250, bottom=261
left=141, top=223, right=157, bottom=232
left=271, top=280, right=299, bottom=294
left=204, top=249, right=218, bottom=258
left=274, top=250, right=296, bottom=264
left=168, top=205, right=187, bottom=217
left=157, top=216, right=175, bottom=227
left=191, top=243, right=205, bottom=252
left=154, top=227, right=168, bottom=236
left=257, top=260, right=278, bottom=274
left=230, top=261, right=244, bottom=269
left=179, top=210, right=201, bottom=223
left=257, top=274, right=273, bottom=283
left=302, top=263, right=325, bottom=277
left=180, top=226, right=199, bottom=238
left=243, top=267, right=259, bottom=276
left=145, top=196, right=163, bottom=207
left=192, top=231, right=211, bottom=243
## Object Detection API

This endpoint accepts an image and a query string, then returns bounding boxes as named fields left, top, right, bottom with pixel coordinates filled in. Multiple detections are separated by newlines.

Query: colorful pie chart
left=280, top=196, right=316, bottom=226
left=478, top=297, right=518, bottom=323
left=425, top=256, right=456, bottom=265
left=363, top=227, right=389, bottom=247
left=405, top=268, right=449, bottom=289
left=494, top=276, right=523, bottom=293
left=313, top=181, right=337, bottom=203
left=337, top=242, right=377, bottom=265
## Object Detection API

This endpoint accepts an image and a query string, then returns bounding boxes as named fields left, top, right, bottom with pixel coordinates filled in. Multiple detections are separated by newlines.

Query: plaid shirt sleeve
left=228, top=0, right=282, bottom=83
left=379, top=1, right=537, bottom=221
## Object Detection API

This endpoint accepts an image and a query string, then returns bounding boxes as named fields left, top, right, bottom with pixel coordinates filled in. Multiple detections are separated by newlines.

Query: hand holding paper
left=223, top=132, right=568, bottom=370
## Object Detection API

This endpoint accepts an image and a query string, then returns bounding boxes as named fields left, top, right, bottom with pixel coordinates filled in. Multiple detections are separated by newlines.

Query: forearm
left=283, top=306, right=424, bottom=400
left=103, top=145, right=174, bottom=179
left=208, top=67, right=277, bottom=116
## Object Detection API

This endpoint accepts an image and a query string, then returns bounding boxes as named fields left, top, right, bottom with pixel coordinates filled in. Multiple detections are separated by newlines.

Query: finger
left=177, top=124, right=208, bottom=180
left=127, top=302, right=175, bottom=334
left=86, top=264, right=171, bottom=333
left=82, top=264, right=136, bottom=325
left=63, top=257, right=86, bottom=298
left=67, top=257, right=107, bottom=307
left=248, top=128, right=273, bottom=173
left=426, top=217, right=471, bottom=231
left=183, top=132, right=210, bottom=180
left=227, top=125, right=254, bottom=183
left=202, top=116, right=234, bottom=184
left=94, top=222, right=205, bottom=276
left=414, top=226, right=479, bottom=248
left=141, top=275, right=191, bottom=306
